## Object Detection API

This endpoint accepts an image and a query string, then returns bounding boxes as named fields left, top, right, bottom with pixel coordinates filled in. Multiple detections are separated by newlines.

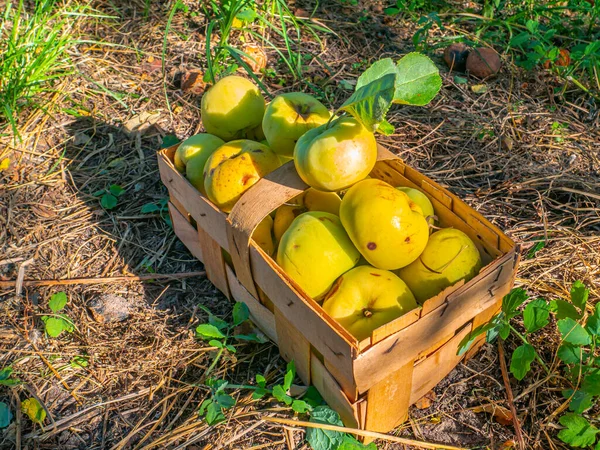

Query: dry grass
left=1, top=1, right=598, bottom=449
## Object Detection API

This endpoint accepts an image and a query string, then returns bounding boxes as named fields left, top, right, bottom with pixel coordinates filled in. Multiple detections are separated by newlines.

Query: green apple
left=276, top=212, right=360, bottom=299
left=397, top=228, right=482, bottom=303
left=201, top=76, right=266, bottom=141
left=294, top=116, right=377, bottom=192
left=203, top=140, right=281, bottom=213
left=262, top=92, right=330, bottom=158
left=396, top=186, right=435, bottom=222
left=174, top=133, right=224, bottom=173
left=340, top=179, right=429, bottom=270
left=322, top=265, right=418, bottom=341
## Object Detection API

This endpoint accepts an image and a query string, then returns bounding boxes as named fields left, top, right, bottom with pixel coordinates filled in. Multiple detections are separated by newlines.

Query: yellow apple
left=340, top=179, right=429, bottom=270
left=204, top=140, right=280, bottom=213
left=201, top=76, right=266, bottom=141
left=273, top=189, right=342, bottom=242
left=262, top=92, right=331, bottom=158
left=276, top=212, right=360, bottom=299
left=396, top=186, right=435, bottom=223
left=294, top=117, right=377, bottom=191
left=252, top=215, right=275, bottom=256
left=397, top=228, right=482, bottom=303
left=322, top=265, right=418, bottom=341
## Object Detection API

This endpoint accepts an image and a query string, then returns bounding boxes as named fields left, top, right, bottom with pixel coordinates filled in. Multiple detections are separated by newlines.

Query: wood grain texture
left=169, top=202, right=203, bottom=262
left=226, top=265, right=277, bottom=343
left=197, top=226, right=230, bottom=298
left=409, top=324, right=472, bottom=405
left=274, top=309, right=311, bottom=384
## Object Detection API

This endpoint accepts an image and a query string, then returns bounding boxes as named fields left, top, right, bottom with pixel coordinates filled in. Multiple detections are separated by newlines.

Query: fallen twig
left=0, top=271, right=206, bottom=289
left=498, top=341, right=526, bottom=450
left=263, top=416, right=467, bottom=449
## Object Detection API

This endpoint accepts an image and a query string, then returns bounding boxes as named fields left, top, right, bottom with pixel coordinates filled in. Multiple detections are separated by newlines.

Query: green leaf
left=586, top=305, right=600, bottom=336
left=502, top=288, right=528, bottom=318
left=205, top=401, right=225, bottom=424
left=563, top=389, right=594, bottom=414
left=208, top=314, right=229, bottom=331
left=523, top=299, right=550, bottom=333
left=0, top=402, right=12, bottom=429
left=234, top=333, right=267, bottom=343
left=558, top=413, right=599, bottom=447
left=377, top=119, right=395, bottom=135
left=140, top=203, right=161, bottom=214
left=582, top=373, right=600, bottom=396
left=339, top=73, right=396, bottom=132
left=551, top=299, right=583, bottom=320
left=208, top=339, right=224, bottom=348
left=195, top=324, right=226, bottom=340
left=198, top=398, right=212, bottom=415
left=558, top=318, right=591, bottom=346
left=236, top=7, right=258, bottom=23
left=101, top=193, right=118, bottom=209
left=558, top=344, right=583, bottom=364
left=43, top=316, right=68, bottom=337
left=232, top=302, right=250, bottom=326
left=339, top=436, right=377, bottom=450
left=303, top=386, right=324, bottom=408
left=393, top=53, right=442, bottom=106
left=306, top=406, right=345, bottom=450
left=215, top=394, right=235, bottom=409
left=161, top=134, right=180, bottom=148
left=284, top=360, right=296, bottom=391
left=498, top=321, right=511, bottom=340
left=21, top=398, right=46, bottom=424
left=273, top=384, right=292, bottom=405
left=255, top=374, right=266, bottom=388
left=109, top=184, right=125, bottom=197
left=457, top=320, right=498, bottom=355
left=454, top=75, right=468, bottom=84
left=252, top=387, right=267, bottom=399
left=49, top=292, right=67, bottom=313
left=355, top=58, right=398, bottom=92
left=292, top=399, right=311, bottom=413
left=510, top=343, right=536, bottom=380
left=70, top=356, right=88, bottom=369
left=225, top=344, right=236, bottom=353
left=570, top=281, right=589, bottom=311
left=527, top=240, right=546, bottom=258
left=0, top=367, right=13, bottom=381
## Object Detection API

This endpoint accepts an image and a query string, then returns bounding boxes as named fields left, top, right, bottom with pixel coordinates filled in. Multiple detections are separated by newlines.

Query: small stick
left=0, top=271, right=206, bottom=289
left=498, top=341, right=526, bottom=450
left=263, top=416, right=468, bottom=450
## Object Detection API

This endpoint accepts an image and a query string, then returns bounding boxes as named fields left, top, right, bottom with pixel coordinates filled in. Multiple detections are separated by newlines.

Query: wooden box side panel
left=168, top=202, right=203, bottom=262
left=158, top=147, right=230, bottom=252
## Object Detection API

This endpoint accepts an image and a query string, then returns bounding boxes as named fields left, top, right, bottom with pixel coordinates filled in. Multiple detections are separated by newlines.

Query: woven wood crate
left=158, top=143, right=520, bottom=433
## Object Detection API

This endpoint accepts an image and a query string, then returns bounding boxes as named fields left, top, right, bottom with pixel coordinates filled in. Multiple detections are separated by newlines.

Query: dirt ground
left=1, top=1, right=599, bottom=449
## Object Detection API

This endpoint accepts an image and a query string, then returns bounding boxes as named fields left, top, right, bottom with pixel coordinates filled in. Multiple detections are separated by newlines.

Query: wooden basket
left=158, top=143, right=519, bottom=433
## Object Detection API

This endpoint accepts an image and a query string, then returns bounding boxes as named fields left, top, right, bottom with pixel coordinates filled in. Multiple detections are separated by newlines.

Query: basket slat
left=274, top=309, right=311, bottom=385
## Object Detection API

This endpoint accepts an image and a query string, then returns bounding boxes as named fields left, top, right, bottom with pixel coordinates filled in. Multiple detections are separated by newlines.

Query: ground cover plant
left=1, top=0, right=599, bottom=449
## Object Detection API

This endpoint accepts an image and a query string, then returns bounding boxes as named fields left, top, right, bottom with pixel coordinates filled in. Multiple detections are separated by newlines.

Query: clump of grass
left=0, top=1, right=80, bottom=138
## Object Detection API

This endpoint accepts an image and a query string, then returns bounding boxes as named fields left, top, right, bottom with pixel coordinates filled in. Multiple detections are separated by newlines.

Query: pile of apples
left=174, top=75, right=483, bottom=341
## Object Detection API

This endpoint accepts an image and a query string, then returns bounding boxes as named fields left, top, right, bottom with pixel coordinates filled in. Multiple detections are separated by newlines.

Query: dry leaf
left=473, top=403, right=513, bottom=426
left=181, top=69, right=206, bottom=95
left=0, top=158, right=9, bottom=172
left=471, top=84, right=488, bottom=94
left=122, top=111, right=160, bottom=136
left=415, top=390, right=436, bottom=409
left=242, top=43, right=267, bottom=73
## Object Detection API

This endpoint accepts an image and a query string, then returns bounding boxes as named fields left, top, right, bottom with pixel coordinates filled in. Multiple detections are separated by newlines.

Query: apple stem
left=363, top=309, right=373, bottom=318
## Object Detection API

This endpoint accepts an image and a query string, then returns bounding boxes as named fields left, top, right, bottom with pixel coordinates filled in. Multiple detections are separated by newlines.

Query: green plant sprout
left=41, top=292, right=75, bottom=338
left=459, top=281, right=599, bottom=448
left=94, top=184, right=125, bottom=210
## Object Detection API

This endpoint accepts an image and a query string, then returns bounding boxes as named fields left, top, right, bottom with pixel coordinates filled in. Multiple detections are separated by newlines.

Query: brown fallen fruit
left=543, top=48, right=571, bottom=69
left=466, top=47, right=501, bottom=78
left=443, top=43, right=470, bottom=72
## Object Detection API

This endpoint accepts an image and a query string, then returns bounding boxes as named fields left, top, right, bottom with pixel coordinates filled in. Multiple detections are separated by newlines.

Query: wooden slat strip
left=409, top=324, right=472, bottom=405
left=226, top=265, right=277, bottom=343
left=197, top=226, right=230, bottom=298
left=157, top=147, right=230, bottom=251
left=168, top=203, right=203, bottom=262
left=274, top=309, right=311, bottom=385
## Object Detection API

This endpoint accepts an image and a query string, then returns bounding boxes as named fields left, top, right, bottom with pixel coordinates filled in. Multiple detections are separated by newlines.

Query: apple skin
left=276, top=212, right=360, bottom=299
left=396, top=228, right=482, bottom=303
left=252, top=215, right=275, bottom=256
left=201, top=76, right=266, bottom=141
left=322, top=265, right=418, bottom=341
left=180, top=135, right=226, bottom=194
left=294, top=117, right=377, bottom=192
left=273, top=189, right=342, bottom=242
left=396, top=186, right=435, bottom=225
left=262, top=92, right=331, bottom=158
left=340, top=179, right=429, bottom=270
left=203, top=140, right=281, bottom=213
